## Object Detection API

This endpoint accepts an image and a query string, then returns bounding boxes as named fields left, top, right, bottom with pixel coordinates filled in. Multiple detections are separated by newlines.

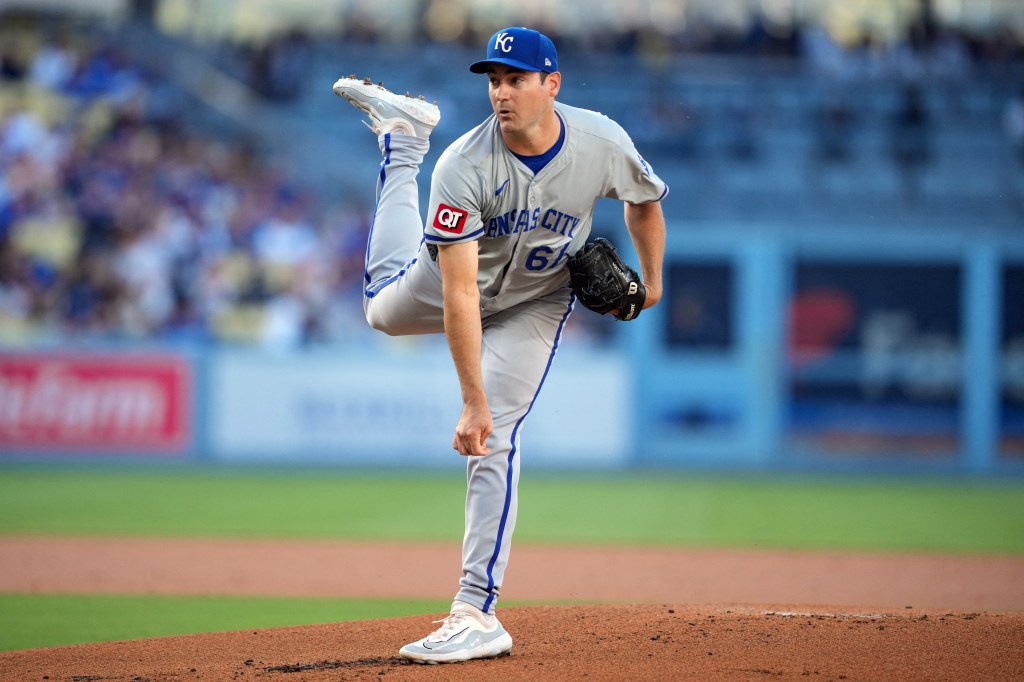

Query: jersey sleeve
left=423, top=149, right=487, bottom=245
left=603, top=122, right=670, bottom=205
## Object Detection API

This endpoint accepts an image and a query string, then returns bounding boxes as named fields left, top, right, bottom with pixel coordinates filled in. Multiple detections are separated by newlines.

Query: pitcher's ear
left=546, top=71, right=561, bottom=97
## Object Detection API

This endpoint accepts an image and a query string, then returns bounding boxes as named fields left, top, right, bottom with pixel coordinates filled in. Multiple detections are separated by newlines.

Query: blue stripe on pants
left=481, top=292, right=576, bottom=613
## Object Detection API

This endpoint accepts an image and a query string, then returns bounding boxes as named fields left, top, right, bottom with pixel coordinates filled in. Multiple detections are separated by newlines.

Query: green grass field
left=0, top=594, right=453, bottom=653
left=1, top=465, right=1022, bottom=651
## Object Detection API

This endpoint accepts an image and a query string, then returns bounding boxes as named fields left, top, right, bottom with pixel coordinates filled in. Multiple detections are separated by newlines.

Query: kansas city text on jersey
left=482, top=207, right=581, bottom=239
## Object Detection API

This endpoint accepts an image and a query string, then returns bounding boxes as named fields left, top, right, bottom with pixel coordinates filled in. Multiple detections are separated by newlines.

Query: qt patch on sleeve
left=433, top=204, right=469, bottom=234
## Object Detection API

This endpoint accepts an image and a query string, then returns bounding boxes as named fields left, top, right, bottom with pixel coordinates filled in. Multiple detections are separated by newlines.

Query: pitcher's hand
left=453, top=399, right=492, bottom=456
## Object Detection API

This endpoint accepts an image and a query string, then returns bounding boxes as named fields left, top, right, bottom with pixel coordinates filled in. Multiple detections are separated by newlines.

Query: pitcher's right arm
left=438, top=241, right=491, bottom=457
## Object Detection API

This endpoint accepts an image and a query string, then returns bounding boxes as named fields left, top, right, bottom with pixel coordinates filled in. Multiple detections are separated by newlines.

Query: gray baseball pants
left=361, top=133, right=574, bottom=614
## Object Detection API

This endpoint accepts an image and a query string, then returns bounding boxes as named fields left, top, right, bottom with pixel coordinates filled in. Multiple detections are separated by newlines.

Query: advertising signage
left=0, top=353, right=192, bottom=454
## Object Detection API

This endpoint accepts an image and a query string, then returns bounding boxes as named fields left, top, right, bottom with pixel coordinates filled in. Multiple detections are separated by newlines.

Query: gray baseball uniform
left=362, top=102, right=667, bottom=614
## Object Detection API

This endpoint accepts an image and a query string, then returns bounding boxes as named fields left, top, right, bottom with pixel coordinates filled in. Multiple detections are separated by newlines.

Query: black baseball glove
left=567, top=238, right=646, bottom=321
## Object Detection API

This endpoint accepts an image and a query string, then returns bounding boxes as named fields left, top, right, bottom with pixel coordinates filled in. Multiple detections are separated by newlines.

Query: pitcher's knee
left=363, top=292, right=443, bottom=336
left=365, top=305, right=402, bottom=336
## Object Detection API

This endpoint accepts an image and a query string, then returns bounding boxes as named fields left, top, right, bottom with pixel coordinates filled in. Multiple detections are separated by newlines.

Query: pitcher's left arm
left=624, top=200, right=665, bottom=310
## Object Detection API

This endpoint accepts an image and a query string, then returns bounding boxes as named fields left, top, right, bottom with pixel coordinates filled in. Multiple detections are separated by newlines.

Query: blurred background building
left=0, top=0, right=1021, bottom=472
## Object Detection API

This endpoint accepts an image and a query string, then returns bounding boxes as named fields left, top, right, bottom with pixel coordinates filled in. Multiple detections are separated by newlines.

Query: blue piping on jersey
left=481, top=291, right=576, bottom=614
left=658, top=183, right=670, bottom=201
left=424, top=228, right=486, bottom=243
left=363, top=133, right=394, bottom=286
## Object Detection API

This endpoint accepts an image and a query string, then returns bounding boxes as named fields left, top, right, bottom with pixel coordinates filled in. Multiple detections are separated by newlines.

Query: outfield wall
left=1, top=224, right=1022, bottom=475
left=208, top=348, right=630, bottom=469
left=0, top=345, right=631, bottom=470
left=630, top=222, right=1024, bottom=475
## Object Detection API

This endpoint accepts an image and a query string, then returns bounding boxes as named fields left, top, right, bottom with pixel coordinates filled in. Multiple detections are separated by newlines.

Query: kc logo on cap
left=469, top=27, right=559, bottom=74
left=495, top=31, right=514, bottom=53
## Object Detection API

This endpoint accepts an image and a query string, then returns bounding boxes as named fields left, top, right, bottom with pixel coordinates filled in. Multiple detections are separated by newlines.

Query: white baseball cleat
left=398, top=601, right=513, bottom=664
left=332, top=75, right=440, bottom=138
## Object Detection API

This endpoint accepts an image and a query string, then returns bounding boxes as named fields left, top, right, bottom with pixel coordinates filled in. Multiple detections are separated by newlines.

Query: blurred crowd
left=1, top=11, right=1021, bottom=350
left=0, top=28, right=373, bottom=349
left=222, top=9, right=1023, bottom=102
left=339, top=6, right=1022, bottom=70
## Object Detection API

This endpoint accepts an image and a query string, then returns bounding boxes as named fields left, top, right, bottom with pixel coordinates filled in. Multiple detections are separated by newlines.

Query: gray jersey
left=423, top=103, right=668, bottom=313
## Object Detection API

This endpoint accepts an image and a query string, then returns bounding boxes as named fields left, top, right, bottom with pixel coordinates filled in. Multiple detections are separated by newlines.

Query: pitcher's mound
left=3, top=604, right=1022, bottom=681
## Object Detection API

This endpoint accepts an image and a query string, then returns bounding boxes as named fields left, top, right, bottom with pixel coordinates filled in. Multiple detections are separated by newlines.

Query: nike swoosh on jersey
left=495, top=179, right=510, bottom=196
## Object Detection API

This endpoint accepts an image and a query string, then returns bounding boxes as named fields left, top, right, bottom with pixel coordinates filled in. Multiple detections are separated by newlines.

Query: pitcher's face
left=487, top=66, right=560, bottom=140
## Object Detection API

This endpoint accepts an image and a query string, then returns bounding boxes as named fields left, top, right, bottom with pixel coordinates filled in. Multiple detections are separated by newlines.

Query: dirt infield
left=4, top=605, right=1023, bottom=681
left=2, top=537, right=1024, bottom=680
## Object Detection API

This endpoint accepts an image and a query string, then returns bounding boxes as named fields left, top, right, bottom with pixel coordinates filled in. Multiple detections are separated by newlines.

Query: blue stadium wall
left=634, top=221, right=1024, bottom=475
left=1, top=221, right=1022, bottom=475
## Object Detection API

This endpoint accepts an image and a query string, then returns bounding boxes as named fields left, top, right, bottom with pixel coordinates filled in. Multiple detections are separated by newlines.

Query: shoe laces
left=427, top=611, right=474, bottom=642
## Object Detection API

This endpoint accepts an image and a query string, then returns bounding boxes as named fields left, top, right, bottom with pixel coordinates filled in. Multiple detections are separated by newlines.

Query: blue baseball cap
left=469, top=27, right=558, bottom=74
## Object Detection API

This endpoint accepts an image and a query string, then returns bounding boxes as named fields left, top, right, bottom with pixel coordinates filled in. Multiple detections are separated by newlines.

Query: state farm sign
left=0, top=354, right=192, bottom=453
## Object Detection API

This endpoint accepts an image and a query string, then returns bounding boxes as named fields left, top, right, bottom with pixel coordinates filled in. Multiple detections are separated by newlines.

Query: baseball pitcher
left=332, top=26, right=668, bottom=664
